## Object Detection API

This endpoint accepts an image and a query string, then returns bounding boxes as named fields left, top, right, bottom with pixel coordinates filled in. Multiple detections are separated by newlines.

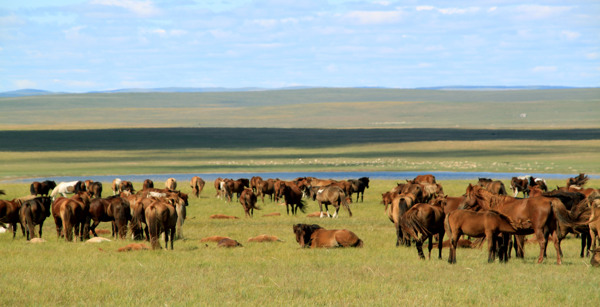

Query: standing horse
left=30, top=180, right=57, bottom=196
left=386, top=194, right=411, bottom=247
left=567, top=173, right=589, bottom=188
left=400, top=203, right=445, bottom=260
left=311, top=186, right=352, bottom=218
left=87, top=182, right=103, bottom=199
left=89, top=196, right=131, bottom=239
left=460, top=184, right=578, bottom=264
left=349, top=177, right=370, bottom=202
left=165, top=178, right=177, bottom=191
left=250, top=176, right=263, bottom=193
left=445, top=209, right=532, bottom=264
left=19, top=197, right=53, bottom=240
left=477, top=178, right=507, bottom=195
left=257, top=179, right=276, bottom=203
left=510, top=176, right=530, bottom=197
left=279, top=182, right=306, bottom=215
left=239, top=188, right=260, bottom=218
left=50, top=181, right=86, bottom=200
left=293, top=223, right=363, bottom=248
left=145, top=199, right=177, bottom=250
left=142, top=179, right=154, bottom=190
left=0, top=199, right=24, bottom=238
left=190, top=176, right=205, bottom=198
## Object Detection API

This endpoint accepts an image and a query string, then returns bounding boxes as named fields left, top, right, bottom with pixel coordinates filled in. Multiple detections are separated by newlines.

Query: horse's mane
left=473, top=187, right=512, bottom=209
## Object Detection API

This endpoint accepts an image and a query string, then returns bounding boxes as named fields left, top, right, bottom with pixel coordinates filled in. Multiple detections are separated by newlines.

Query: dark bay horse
left=400, top=203, right=445, bottom=260
left=445, top=209, right=532, bottom=264
left=257, top=178, right=276, bottom=203
left=311, top=186, right=352, bottom=218
left=349, top=177, right=370, bottom=202
left=293, top=223, right=363, bottom=248
left=89, top=196, right=131, bottom=239
left=30, top=180, right=57, bottom=196
left=279, top=182, right=306, bottom=215
left=567, top=173, right=589, bottom=188
left=143, top=179, right=154, bottom=190
left=477, top=178, right=507, bottom=195
left=0, top=199, right=24, bottom=238
left=19, top=197, right=52, bottom=240
left=461, top=184, right=577, bottom=264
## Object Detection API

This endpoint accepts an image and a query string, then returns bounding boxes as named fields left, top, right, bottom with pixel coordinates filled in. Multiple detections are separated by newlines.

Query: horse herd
left=2, top=173, right=600, bottom=266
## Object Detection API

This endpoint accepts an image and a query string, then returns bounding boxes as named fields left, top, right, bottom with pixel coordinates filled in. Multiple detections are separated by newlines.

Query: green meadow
left=1, top=180, right=599, bottom=306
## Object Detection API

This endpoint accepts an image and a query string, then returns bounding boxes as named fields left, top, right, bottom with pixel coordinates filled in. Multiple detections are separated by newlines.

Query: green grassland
left=1, top=179, right=599, bottom=306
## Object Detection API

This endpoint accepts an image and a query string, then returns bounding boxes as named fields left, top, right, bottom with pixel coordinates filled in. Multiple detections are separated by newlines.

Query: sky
left=0, top=0, right=599, bottom=92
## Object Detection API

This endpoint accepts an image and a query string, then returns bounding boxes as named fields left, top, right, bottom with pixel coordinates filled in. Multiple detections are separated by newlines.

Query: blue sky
left=1, top=0, right=598, bottom=92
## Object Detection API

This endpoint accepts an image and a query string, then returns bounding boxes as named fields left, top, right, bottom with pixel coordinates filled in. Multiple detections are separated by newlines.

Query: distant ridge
left=0, top=85, right=585, bottom=97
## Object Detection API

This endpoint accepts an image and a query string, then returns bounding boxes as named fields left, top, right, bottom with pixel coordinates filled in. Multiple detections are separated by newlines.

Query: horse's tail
left=341, top=195, right=352, bottom=217
left=20, top=203, right=35, bottom=240
left=146, top=205, right=160, bottom=249
left=50, top=187, right=59, bottom=200
left=296, top=199, right=307, bottom=213
left=444, top=212, right=453, bottom=244
left=29, top=184, right=36, bottom=195
left=498, top=183, right=507, bottom=195
left=60, top=203, right=73, bottom=241
left=550, top=198, right=581, bottom=237
left=400, top=207, right=430, bottom=240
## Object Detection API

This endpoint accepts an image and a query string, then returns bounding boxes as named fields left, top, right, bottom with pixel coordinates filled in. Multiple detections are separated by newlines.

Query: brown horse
left=87, top=182, right=103, bottom=199
left=142, top=179, right=154, bottom=190
left=386, top=194, right=411, bottom=247
left=55, top=198, right=84, bottom=241
left=461, top=184, right=578, bottom=264
left=165, top=178, right=177, bottom=190
left=587, top=198, right=600, bottom=252
left=190, top=176, right=205, bottom=198
left=0, top=199, right=24, bottom=238
left=119, top=181, right=135, bottom=194
left=445, top=209, right=532, bottom=264
left=349, top=177, right=370, bottom=202
left=213, top=177, right=224, bottom=198
left=30, top=180, right=56, bottom=196
left=89, top=196, right=131, bottom=239
left=239, top=188, right=260, bottom=218
left=567, top=173, right=589, bottom=188
left=19, top=197, right=53, bottom=240
left=510, top=176, right=530, bottom=197
left=257, top=178, right=276, bottom=203
left=477, top=178, right=507, bottom=195
left=413, top=174, right=436, bottom=184
left=250, top=176, right=263, bottom=193
left=400, top=203, right=445, bottom=259
left=311, top=186, right=352, bottom=218
left=278, top=182, right=307, bottom=215
left=223, top=178, right=249, bottom=202
left=145, top=199, right=177, bottom=249
left=293, top=223, right=363, bottom=248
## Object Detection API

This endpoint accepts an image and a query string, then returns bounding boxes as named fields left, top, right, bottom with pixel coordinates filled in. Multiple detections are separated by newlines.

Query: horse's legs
left=549, top=230, right=562, bottom=265
left=54, top=216, right=63, bottom=239
left=38, top=221, right=44, bottom=238
left=515, top=235, right=525, bottom=258
left=395, top=222, right=402, bottom=247
left=581, top=232, right=591, bottom=257
left=534, top=229, right=548, bottom=264
left=438, top=230, right=444, bottom=259
left=486, top=232, right=495, bottom=263
left=416, top=235, right=426, bottom=260
left=427, top=235, right=433, bottom=259
left=90, top=220, right=100, bottom=237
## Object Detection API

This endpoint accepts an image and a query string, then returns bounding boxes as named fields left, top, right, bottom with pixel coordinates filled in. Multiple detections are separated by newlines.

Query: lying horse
left=311, top=186, right=352, bottom=218
left=30, top=180, right=57, bottom=196
left=445, top=209, right=532, bottom=264
left=293, top=223, right=363, bottom=248
left=19, top=197, right=53, bottom=240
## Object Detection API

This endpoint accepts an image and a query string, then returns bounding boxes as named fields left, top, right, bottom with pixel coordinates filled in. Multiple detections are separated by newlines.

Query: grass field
left=1, top=179, right=599, bottom=306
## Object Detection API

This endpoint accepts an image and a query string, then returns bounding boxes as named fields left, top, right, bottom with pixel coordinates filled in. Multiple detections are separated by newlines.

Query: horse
left=278, top=182, right=307, bottom=215
left=250, top=176, right=263, bottom=193
left=87, top=182, right=103, bottom=198
left=510, top=176, right=530, bottom=197
left=142, top=179, right=154, bottom=190
left=239, top=188, right=260, bottom=218
left=119, top=181, right=135, bottom=194
left=0, top=199, right=24, bottom=238
left=19, top=197, right=52, bottom=240
left=567, top=173, right=589, bottom=188
left=400, top=203, right=445, bottom=260
left=223, top=178, right=249, bottom=202
left=217, top=238, right=243, bottom=248
left=529, top=177, right=548, bottom=192
left=386, top=194, right=412, bottom=247
left=293, top=223, right=363, bottom=248
left=53, top=197, right=84, bottom=242
left=311, top=185, right=352, bottom=218
left=89, top=196, right=131, bottom=240
left=112, top=178, right=122, bottom=195
left=349, top=177, right=370, bottom=202
left=587, top=198, right=600, bottom=252
left=445, top=209, right=532, bottom=264
left=257, top=178, right=276, bottom=203
left=145, top=199, right=177, bottom=249
left=50, top=181, right=86, bottom=200
left=190, top=176, right=205, bottom=198
left=477, top=178, right=507, bottom=195
left=413, top=174, right=436, bottom=184
left=460, top=184, right=579, bottom=264
left=165, top=178, right=177, bottom=190
left=213, top=178, right=224, bottom=198
left=30, top=180, right=56, bottom=196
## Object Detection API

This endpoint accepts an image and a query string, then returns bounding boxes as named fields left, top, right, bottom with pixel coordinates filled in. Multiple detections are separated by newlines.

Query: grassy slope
left=0, top=180, right=599, bottom=305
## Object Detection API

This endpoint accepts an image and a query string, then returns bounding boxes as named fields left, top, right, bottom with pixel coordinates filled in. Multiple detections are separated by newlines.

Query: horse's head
left=293, top=224, right=321, bottom=248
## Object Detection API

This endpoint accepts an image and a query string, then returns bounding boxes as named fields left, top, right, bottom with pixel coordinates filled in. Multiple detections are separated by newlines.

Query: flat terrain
left=1, top=179, right=599, bottom=306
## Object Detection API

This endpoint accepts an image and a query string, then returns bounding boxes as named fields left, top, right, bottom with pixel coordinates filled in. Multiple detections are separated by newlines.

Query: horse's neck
left=478, top=190, right=513, bottom=209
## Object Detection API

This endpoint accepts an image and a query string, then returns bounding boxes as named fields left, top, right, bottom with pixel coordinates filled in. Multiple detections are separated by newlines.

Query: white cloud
left=90, top=0, right=160, bottom=17
left=438, top=7, right=480, bottom=15
left=345, top=10, right=403, bottom=24
left=416, top=6, right=435, bottom=11
left=15, top=79, right=37, bottom=89
left=586, top=52, right=599, bottom=60
left=63, top=25, right=87, bottom=40
left=532, top=66, right=557, bottom=73
left=488, top=7, right=497, bottom=12
left=515, top=5, right=571, bottom=19
left=560, top=30, right=580, bottom=40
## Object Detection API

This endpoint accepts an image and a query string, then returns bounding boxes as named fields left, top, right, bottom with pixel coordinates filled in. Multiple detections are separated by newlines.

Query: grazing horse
left=311, top=186, right=352, bottom=218
left=250, top=176, right=263, bottom=193
left=460, top=184, right=578, bottom=264
left=349, top=177, right=370, bottom=202
left=165, top=178, right=177, bottom=190
left=142, top=179, right=154, bottom=190
left=445, top=209, right=532, bottom=264
left=477, top=178, right=507, bottom=195
left=0, top=199, right=24, bottom=238
left=567, top=173, right=589, bottom=188
left=145, top=199, right=177, bottom=250
left=239, top=188, right=260, bottom=218
left=257, top=179, right=276, bottom=203
left=50, top=181, right=86, bottom=199
left=400, top=203, right=445, bottom=260
left=190, top=176, right=205, bottom=198
left=30, top=180, right=57, bottom=196
left=87, top=182, right=103, bottom=199
left=278, top=182, right=307, bottom=215
left=293, top=223, right=363, bottom=248
left=119, top=181, right=135, bottom=194
left=19, top=197, right=52, bottom=240
left=510, top=176, right=530, bottom=197
left=89, top=196, right=131, bottom=240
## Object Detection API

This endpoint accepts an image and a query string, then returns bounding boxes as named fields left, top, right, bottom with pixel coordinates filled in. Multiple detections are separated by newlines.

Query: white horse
left=112, top=178, right=122, bottom=195
left=50, top=181, right=82, bottom=200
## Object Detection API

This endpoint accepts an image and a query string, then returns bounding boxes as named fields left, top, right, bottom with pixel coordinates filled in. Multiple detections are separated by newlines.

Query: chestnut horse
left=311, top=186, right=352, bottom=218
left=30, top=180, right=57, bottom=196
left=461, top=184, right=577, bottom=264
left=257, top=178, right=276, bottom=203
left=52, top=192, right=91, bottom=241
left=477, top=178, right=507, bottom=195
left=445, top=209, right=532, bottom=264
left=145, top=199, right=177, bottom=249
left=293, top=223, right=363, bottom=248
left=400, top=203, right=445, bottom=260
left=19, top=197, right=53, bottom=240
left=190, top=176, right=205, bottom=198
left=250, top=176, right=263, bottom=193
left=239, top=188, right=260, bottom=218
left=165, top=178, right=177, bottom=191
